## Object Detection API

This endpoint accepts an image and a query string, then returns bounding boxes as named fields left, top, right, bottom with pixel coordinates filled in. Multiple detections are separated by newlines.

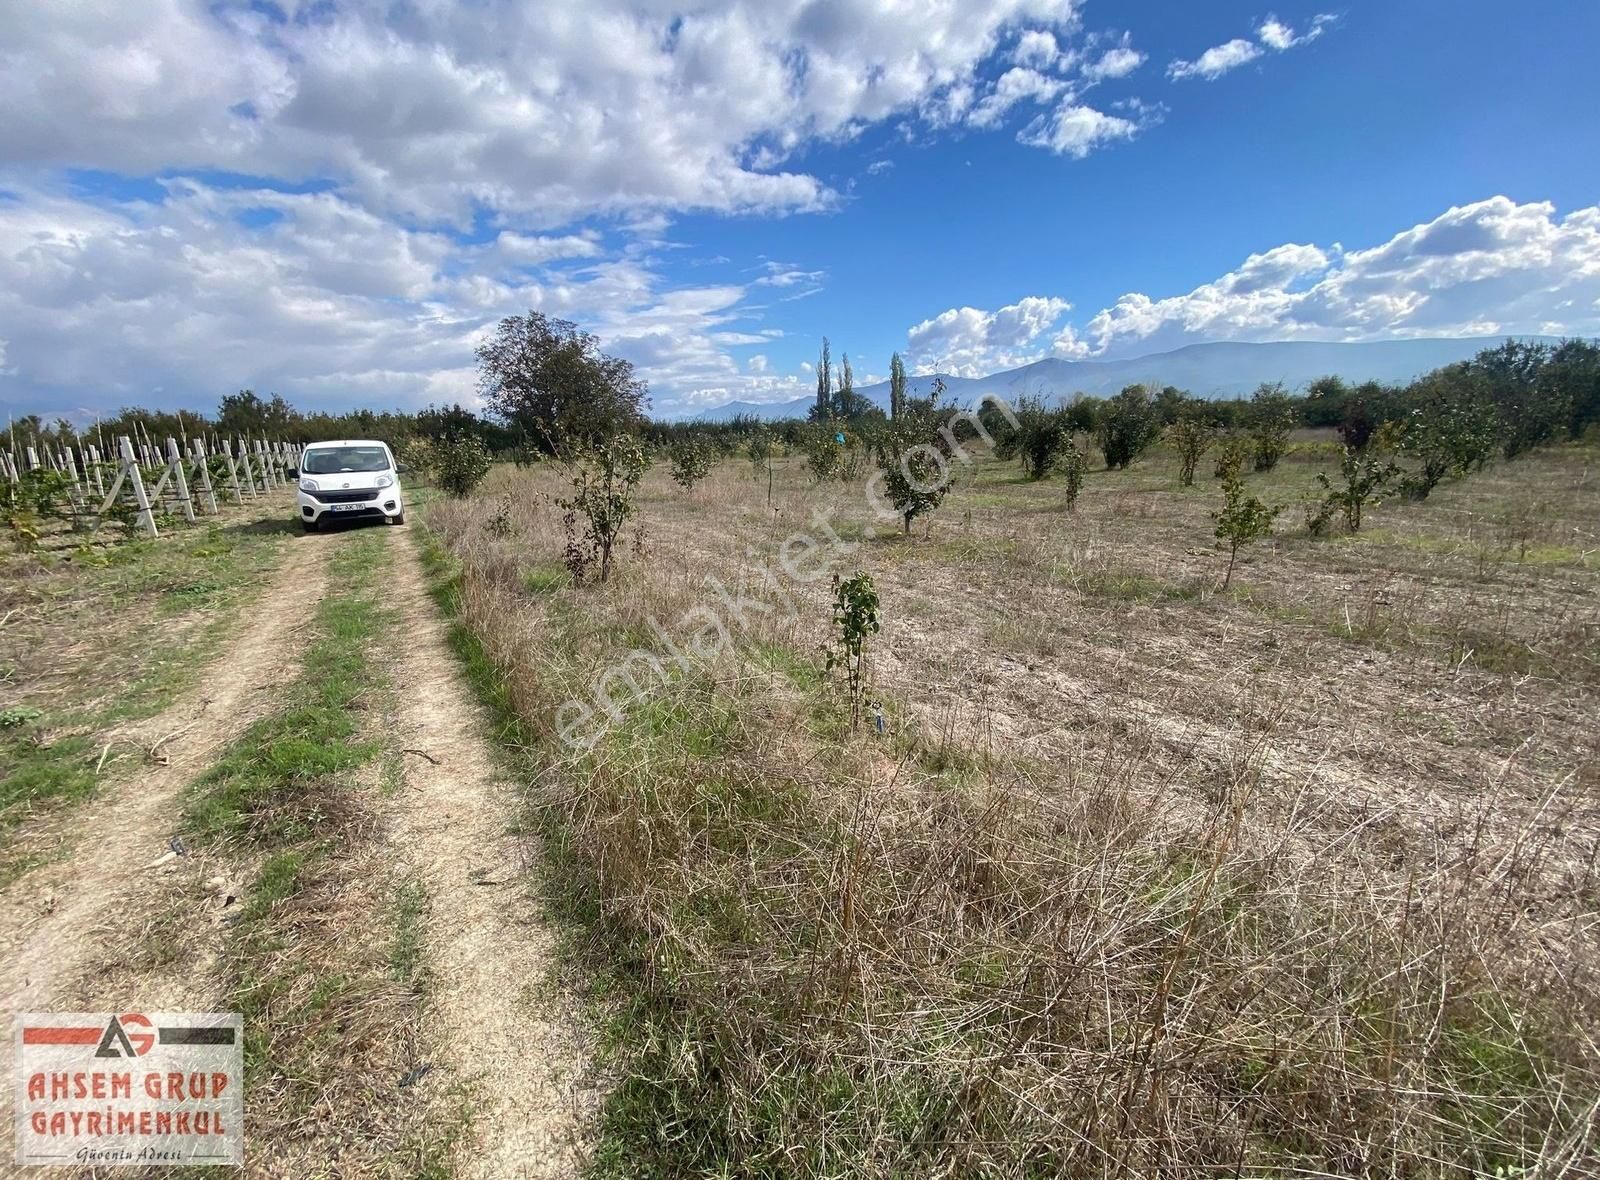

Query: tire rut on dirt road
left=0, top=549, right=329, bottom=1046
left=385, top=530, right=593, bottom=1180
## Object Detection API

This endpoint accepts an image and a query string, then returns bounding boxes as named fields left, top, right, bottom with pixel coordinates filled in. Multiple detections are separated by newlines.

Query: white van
left=294, top=439, right=405, bottom=531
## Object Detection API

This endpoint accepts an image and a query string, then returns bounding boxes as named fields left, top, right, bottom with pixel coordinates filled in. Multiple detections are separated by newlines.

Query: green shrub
left=557, top=435, right=648, bottom=584
left=1097, top=385, right=1162, bottom=470
left=668, top=437, right=713, bottom=490
left=1247, top=383, right=1296, bottom=472
left=1213, top=474, right=1281, bottom=589
left=1169, top=406, right=1217, bottom=487
left=431, top=436, right=492, bottom=498
left=824, top=571, right=880, bottom=727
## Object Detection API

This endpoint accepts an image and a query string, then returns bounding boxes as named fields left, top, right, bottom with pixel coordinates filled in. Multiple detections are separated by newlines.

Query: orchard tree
left=1213, top=474, right=1280, bottom=589
left=1247, top=382, right=1296, bottom=472
left=476, top=312, right=647, bottom=457
left=1098, top=385, right=1162, bottom=470
left=1168, top=403, right=1218, bottom=487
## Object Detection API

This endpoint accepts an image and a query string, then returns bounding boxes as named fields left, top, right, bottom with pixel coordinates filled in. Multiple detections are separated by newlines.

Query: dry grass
left=424, top=437, right=1600, bottom=1177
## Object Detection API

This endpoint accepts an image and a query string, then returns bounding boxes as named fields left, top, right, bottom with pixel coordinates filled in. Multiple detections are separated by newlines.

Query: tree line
left=8, top=322, right=1595, bottom=478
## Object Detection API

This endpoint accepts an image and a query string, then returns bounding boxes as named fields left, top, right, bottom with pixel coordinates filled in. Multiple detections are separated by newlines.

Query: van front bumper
left=296, top=489, right=404, bottom=524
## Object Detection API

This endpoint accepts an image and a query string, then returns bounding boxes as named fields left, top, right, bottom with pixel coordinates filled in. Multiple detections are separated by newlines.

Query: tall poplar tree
left=889, top=352, right=907, bottom=419
left=816, top=337, right=832, bottom=419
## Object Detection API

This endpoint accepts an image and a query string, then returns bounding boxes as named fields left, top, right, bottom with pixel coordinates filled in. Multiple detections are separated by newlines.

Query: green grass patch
left=0, top=519, right=292, bottom=879
left=181, top=534, right=390, bottom=844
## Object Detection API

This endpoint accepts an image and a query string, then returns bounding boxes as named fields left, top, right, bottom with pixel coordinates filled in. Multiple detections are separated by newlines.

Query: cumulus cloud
left=1011, top=29, right=1060, bottom=69
left=1080, top=36, right=1146, bottom=82
left=1169, top=13, right=1336, bottom=81
left=1072, top=198, right=1600, bottom=356
left=0, top=181, right=808, bottom=418
left=897, top=198, right=1600, bottom=376
left=1, top=0, right=1100, bottom=225
left=1167, top=39, right=1262, bottom=82
left=967, top=68, right=1069, bottom=129
left=1018, top=103, right=1146, bottom=158
left=907, top=295, right=1072, bottom=374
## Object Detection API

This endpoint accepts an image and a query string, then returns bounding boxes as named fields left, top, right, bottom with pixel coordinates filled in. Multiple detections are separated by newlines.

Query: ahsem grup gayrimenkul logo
left=15, top=1012, right=243, bottom=1168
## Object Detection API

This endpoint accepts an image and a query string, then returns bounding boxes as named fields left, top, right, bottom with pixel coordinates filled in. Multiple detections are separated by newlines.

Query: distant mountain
left=687, top=336, right=1564, bottom=422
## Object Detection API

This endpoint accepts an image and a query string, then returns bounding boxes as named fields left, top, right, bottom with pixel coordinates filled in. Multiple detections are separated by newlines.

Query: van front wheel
left=390, top=511, right=405, bottom=526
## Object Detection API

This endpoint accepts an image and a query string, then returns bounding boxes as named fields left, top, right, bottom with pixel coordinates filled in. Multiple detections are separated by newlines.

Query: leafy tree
left=557, top=435, right=648, bottom=584
left=1549, top=338, right=1600, bottom=439
left=1213, top=474, right=1281, bottom=589
left=476, top=312, right=647, bottom=457
left=1312, top=447, right=1398, bottom=535
left=747, top=425, right=774, bottom=480
left=1168, top=403, right=1217, bottom=487
left=815, top=337, right=832, bottom=420
left=1471, top=340, right=1563, bottom=458
left=432, top=436, right=492, bottom=498
left=1396, top=377, right=1498, bottom=499
left=803, top=425, right=843, bottom=482
left=1247, top=382, right=1296, bottom=472
left=999, top=396, right=1069, bottom=480
left=825, top=572, right=881, bottom=728
left=1097, top=385, right=1162, bottom=470
left=1302, top=375, right=1350, bottom=429
left=217, top=390, right=296, bottom=437
left=874, top=387, right=954, bottom=534
left=1337, top=396, right=1378, bottom=452
left=889, top=352, right=907, bottom=420
left=668, top=436, right=713, bottom=490
left=1060, top=438, right=1086, bottom=511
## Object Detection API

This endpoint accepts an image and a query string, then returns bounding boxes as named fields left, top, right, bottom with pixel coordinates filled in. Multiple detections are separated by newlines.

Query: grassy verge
left=179, top=528, right=456, bottom=1177
left=421, top=485, right=1600, bottom=1179
left=0, top=518, right=295, bottom=884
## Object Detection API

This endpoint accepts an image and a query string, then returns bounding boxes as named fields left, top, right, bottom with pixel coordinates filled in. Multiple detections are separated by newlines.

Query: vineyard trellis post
left=84, top=444, right=107, bottom=499
left=93, top=436, right=158, bottom=538
left=164, top=438, right=198, bottom=524
left=235, top=437, right=259, bottom=497
left=189, top=438, right=219, bottom=515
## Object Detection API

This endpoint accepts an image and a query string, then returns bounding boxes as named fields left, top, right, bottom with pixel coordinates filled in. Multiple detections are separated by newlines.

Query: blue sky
left=2, top=1, right=1598, bottom=419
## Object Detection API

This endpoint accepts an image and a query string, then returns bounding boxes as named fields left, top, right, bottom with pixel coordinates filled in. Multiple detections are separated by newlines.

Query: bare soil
left=385, top=532, right=594, bottom=1179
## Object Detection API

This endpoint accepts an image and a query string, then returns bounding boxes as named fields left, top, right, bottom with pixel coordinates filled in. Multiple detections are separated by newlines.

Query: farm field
left=0, top=498, right=592, bottom=1177
left=2, top=431, right=1595, bottom=1177
left=424, top=433, right=1600, bottom=1177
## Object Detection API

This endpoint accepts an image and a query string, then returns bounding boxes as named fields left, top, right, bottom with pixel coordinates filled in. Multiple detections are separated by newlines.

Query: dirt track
left=386, top=535, right=592, bottom=1178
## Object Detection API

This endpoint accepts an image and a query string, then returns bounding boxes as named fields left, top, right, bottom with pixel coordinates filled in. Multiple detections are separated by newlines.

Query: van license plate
left=331, top=504, right=364, bottom=512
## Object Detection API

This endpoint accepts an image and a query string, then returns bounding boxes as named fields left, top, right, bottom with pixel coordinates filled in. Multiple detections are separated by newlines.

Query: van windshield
left=303, top=446, right=390, bottom=474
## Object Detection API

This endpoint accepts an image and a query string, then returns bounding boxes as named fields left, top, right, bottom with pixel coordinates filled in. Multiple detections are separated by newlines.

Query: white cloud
left=1073, top=197, right=1600, bottom=356
left=1257, top=13, right=1336, bottom=51
left=0, top=180, right=815, bottom=418
left=907, top=295, right=1071, bottom=374
left=1, top=0, right=1095, bottom=225
left=1018, top=103, right=1144, bottom=157
left=1012, top=29, right=1060, bottom=69
left=1169, top=13, right=1336, bottom=82
left=866, top=159, right=895, bottom=175
left=967, top=67, right=1069, bottom=129
left=1167, top=39, right=1262, bottom=82
left=1080, top=38, right=1145, bottom=82
left=898, top=198, right=1600, bottom=374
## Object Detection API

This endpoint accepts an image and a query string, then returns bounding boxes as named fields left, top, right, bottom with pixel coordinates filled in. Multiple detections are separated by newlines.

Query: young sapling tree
left=1213, top=473, right=1281, bottom=589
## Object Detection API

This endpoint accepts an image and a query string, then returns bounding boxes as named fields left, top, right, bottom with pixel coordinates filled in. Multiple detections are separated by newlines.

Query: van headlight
left=299, top=478, right=318, bottom=493
left=374, top=474, right=394, bottom=488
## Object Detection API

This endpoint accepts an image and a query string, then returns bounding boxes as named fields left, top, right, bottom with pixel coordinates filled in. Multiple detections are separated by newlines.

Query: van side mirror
left=287, top=466, right=298, bottom=478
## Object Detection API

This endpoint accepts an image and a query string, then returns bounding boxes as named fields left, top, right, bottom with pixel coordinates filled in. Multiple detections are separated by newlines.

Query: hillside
left=690, top=336, right=1564, bottom=421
